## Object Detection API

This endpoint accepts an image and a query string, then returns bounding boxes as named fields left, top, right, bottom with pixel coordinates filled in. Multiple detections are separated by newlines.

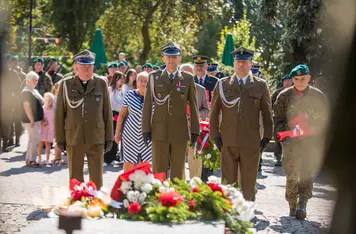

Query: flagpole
left=28, top=0, right=33, bottom=67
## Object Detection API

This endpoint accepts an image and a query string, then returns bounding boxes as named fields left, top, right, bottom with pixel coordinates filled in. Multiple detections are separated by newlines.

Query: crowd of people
left=0, top=41, right=328, bottom=220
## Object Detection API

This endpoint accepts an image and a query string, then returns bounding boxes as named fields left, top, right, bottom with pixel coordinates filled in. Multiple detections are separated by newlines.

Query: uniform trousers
left=152, top=141, right=187, bottom=180
left=66, top=144, right=104, bottom=189
left=221, top=146, right=260, bottom=201
left=187, top=145, right=202, bottom=179
left=282, top=140, right=321, bottom=208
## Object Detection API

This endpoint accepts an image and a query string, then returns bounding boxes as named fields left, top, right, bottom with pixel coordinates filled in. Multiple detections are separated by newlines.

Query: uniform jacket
left=47, top=71, right=63, bottom=84
left=194, top=74, right=218, bottom=102
left=55, top=75, right=113, bottom=146
left=210, top=74, right=273, bottom=149
left=195, top=83, right=209, bottom=119
left=142, top=70, right=199, bottom=142
left=271, top=87, right=284, bottom=107
left=35, top=71, right=53, bottom=96
left=273, top=85, right=328, bottom=134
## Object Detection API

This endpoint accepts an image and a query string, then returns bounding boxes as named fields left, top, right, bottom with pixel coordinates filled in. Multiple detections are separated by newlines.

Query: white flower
left=220, top=185, right=228, bottom=196
left=127, top=191, right=136, bottom=202
left=142, top=174, right=154, bottom=184
left=213, top=144, right=217, bottom=150
left=140, top=183, right=153, bottom=194
left=120, top=181, right=133, bottom=194
left=159, top=186, right=168, bottom=193
left=138, top=192, right=147, bottom=204
left=152, top=179, right=162, bottom=186
left=189, top=177, right=202, bottom=188
left=169, top=187, right=175, bottom=192
left=205, top=153, right=211, bottom=159
left=232, top=199, right=256, bottom=222
left=129, top=170, right=147, bottom=189
left=207, top=175, right=221, bottom=184
left=123, top=199, right=129, bottom=208
left=163, top=181, right=170, bottom=187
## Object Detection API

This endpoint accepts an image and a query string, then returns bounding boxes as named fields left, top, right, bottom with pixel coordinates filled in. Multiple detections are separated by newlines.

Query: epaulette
left=62, top=73, right=75, bottom=81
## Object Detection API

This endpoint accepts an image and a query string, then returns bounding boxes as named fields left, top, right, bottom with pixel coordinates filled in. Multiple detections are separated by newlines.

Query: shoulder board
left=149, top=70, right=162, bottom=79
left=220, top=76, right=231, bottom=82
left=62, top=74, right=74, bottom=81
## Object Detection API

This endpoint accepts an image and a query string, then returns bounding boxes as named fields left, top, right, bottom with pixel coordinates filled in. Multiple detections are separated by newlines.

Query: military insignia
left=158, top=93, right=162, bottom=98
left=297, top=70, right=301, bottom=75
left=240, top=48, right=244, bottom=55
left=96, top=95, right=101, bottom=102
left=177, top=87, right=181, bottom=92
left=155, top=76, right=159, bottom=80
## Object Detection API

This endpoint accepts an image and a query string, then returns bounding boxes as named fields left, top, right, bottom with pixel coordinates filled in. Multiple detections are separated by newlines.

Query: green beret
left=33, top=57, right=44, bottom=64
left=47, top=57, right=57, bottom=62
left=281, top=73, right=291, bottom=81
left=108, top=62, right=118, bottom=68
left=117, top=62, right=126, bottom=68
left=289, top=64, right=310, bottom=77
left=142, top=63, right=153, bottom=69
left=152, top=65, right=160, bottom=70
left=10, top=56, right=19, bottom=62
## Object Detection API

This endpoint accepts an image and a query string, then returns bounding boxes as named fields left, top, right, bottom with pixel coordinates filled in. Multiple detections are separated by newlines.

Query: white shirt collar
left=235, top=72, right=251, bottom=85
left=197, top=74, right=207, bottom=83
left=166, top=69, right=178, bottom=78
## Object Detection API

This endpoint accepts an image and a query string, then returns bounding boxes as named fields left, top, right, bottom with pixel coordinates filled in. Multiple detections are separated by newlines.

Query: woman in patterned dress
left=114, top=72, right=152, bottom=171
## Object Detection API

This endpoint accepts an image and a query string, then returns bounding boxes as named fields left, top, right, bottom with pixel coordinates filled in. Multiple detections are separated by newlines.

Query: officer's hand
left=260, top=137, right=270, bottom=152
left=143, top=133, right=152, bottom=147
left=213, top=137, right=223, bottom=152
left=281, top=136, right=291, bottom=144
left=104, top=141, right=113, bottom=154
left=57, top=142, right=66, bottom=152
left=190, top=133, right=199, bottom=147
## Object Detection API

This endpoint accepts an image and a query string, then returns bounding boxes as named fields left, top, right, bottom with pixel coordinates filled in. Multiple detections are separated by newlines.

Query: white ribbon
left=218, top=79, right=240, bottom=108
left=63, top=79, right=84, bottom=109
left=150, top=74, right=170, bottom=106
left=293, top=125, right=304, bottom=137
left=193, top=131, right=209, bottom=158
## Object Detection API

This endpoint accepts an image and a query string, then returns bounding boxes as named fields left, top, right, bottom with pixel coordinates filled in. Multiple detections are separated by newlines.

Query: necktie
left=238, top=79, right=244, bottom=89
left=199, top=78, right=204, bottom=86
left=169, top=73, right=174, bottom=84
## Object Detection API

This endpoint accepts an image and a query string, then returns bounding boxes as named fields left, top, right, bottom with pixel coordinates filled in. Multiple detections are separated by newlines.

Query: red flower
left=203, top=141, right=210, bottom=148
left=188, top=200, right=195, bottom=211
left=197, top=137, right=202, bottom=145
left=154, top=172, right=166, bottom=182
left=207, top=183, right=224, bottom=196
left=71, top=190, right=83, bottom=201
left=128, top=202, right=142, bottom=215
left=69, top=179, right=97, bottom=201
left=192, top=187, right=200, bottom=193
left=158, top=191, right=184, bottom=207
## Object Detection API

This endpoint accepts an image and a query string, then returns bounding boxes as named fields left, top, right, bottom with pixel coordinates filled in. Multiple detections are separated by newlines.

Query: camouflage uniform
left=273, top=85, right=328, bottom=209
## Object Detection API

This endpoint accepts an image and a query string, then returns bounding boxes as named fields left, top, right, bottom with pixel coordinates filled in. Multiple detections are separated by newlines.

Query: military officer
left=270, top=74, right=293, bottom=166
left=210, top=47, right=273, bottom=201
left=273, top=64, right=328, bottom=220
left=33, top=57, right=53, bottom=96
left=107, top=62, right=118, bottom=81
left=55, top=50, right=113, bottom=189
left=207, top=63, right=218, bottom=77
left=192, top=55, right=218, bottom=182
left=46, top=57, right=63, bottom=84
left=142, top=41, right=199, bottom=180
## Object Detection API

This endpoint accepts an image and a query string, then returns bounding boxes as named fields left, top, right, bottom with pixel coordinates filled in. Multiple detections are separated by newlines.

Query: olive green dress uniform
left=210, top=48, right=273, bottom=201
left=55, top=51, right=113, bottom=189
left=142, top=42, right=199, bottom=180
left=273, top=67, right=328, bottom=212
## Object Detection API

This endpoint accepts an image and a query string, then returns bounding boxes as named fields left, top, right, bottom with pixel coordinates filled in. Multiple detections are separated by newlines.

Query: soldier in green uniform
left=210, top=47, right=273, bottom=201
left=270, top=74, right=293, bottom=166
left=55, top=50, right=113, bottom=189
left=273, top=64, right=328, bottom=219
left=107, top=62, right=118, bottom=81
left=142, top=41, right=199, bottom=180
left=33, top=57, right=53, bottom=96
left=46, top=57, right=63, bottom=84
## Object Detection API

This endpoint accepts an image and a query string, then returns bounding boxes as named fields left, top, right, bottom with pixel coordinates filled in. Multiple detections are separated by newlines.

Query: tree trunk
left=140, top=21, right=151, bottom=64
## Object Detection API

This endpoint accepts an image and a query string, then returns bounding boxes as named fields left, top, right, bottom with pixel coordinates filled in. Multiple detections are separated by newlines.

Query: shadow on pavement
left=26, top=209, right=49, bottom=221
left=0, top=153, right=25, bottom=162
left=0, top=164, right=68, bottom=176
left=269, top=216, right=321, bottom=233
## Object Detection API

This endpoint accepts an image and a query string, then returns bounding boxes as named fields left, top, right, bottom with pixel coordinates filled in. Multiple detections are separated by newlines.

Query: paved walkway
left=0, top=133, right=336, bottom=233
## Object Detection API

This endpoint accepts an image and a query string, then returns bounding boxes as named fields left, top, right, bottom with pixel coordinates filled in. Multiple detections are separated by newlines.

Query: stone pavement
left=0, top=133, right=336, bottom=233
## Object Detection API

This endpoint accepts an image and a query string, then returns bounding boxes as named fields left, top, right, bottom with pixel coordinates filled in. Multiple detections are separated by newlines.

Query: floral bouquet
left=193, top=121, right=220, bottom=172
left=50, top=179, right=122, bottom=219
left=110, top=163, right=256, bottom=233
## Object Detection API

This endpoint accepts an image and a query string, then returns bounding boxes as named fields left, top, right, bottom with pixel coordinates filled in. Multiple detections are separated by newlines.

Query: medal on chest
left=177, top=81, right=181, bottom=92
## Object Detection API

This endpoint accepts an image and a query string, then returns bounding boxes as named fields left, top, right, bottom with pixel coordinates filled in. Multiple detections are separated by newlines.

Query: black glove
left=57, top=142, right=66, bottom=152
left=260, top=138, right=270, bottom=152
left=281, top=136, right=291, bottom=144
left=190, top=133, right=199, bottom=146
left=143, top=132, right=152, bottom=147
left=213, top=137, right=223, bottom=152
left=104, top=141, right=113, bottom=154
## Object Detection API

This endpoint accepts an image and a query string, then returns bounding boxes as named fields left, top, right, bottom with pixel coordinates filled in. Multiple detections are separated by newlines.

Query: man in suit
left=180, top=63, right=209, bottom=179
left=210, top=47, right=273, bottom=201
left=192, top=55, right=218, bottom=182
left=55, top=50, right=113, bottom=189
left=142, top=41, right=199, bottom=180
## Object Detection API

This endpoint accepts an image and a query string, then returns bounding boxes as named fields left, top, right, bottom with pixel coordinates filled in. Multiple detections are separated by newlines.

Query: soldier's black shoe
left=296, top=198, right=307, bottom=220
left=275, top=160, right=282, bottom=167
left=7, top=139, right=14, bottom=147
left=289, top=208, right=296, bottom=216
left=15, top=138, right=20, bottom=147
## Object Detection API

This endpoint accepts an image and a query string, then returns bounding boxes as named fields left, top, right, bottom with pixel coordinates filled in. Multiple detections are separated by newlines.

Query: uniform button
left=85, top=120, right=87, bottom=122
left=170, top=113, right=172, bottom=115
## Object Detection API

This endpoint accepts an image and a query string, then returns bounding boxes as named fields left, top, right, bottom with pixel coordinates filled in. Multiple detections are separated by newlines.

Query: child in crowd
left=38, top=92, right=55, bottom=165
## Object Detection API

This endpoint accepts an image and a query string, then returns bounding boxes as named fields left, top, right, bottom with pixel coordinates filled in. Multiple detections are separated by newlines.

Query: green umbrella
left=90, top=29, right=107, bottom=68
left=221, top=33, right=235, bottom=66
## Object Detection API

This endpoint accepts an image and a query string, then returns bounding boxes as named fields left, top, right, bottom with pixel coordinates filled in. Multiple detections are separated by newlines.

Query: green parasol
left=90, top=29, right=107, bottom=68
left=221, top=33, right=235, bottom=66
